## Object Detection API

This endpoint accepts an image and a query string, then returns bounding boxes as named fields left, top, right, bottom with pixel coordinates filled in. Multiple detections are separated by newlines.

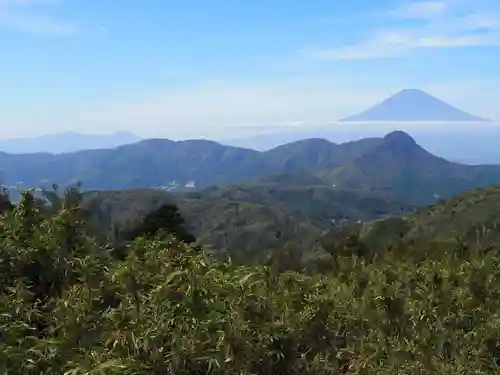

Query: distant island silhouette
left=340, top=89, right=490, bottom=122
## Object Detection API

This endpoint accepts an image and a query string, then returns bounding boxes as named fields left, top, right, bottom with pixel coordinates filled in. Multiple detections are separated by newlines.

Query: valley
left=83, top=182, right=413, bottom=261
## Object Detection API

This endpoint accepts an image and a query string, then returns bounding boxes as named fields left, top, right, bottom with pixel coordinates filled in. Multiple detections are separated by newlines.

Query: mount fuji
left=340, top=89, right=490, bottom=122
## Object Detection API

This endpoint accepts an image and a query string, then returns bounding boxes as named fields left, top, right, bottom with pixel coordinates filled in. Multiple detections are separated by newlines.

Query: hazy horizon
left=1, top=119, right=500, bottom=143
left=1, top=0, right=500, bottom=140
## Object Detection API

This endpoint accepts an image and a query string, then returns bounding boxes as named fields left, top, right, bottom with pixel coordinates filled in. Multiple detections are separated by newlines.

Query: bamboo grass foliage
left=1, top=188, right=500, bottom=374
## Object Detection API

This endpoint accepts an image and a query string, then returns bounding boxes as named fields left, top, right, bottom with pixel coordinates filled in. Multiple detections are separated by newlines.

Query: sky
left=1, top=0, right=499, bottom=140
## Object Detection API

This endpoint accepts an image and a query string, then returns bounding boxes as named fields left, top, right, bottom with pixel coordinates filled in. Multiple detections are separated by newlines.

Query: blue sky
left=1, top=0, right=499, bottom=139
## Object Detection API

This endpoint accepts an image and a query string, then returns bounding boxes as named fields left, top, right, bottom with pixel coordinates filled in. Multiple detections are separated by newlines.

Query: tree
left=0, top=185, right=13, bottom=214
left=123, top=203, right=196, bottom=244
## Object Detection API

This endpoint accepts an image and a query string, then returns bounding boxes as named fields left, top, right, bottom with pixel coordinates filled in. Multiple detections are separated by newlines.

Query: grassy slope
left=361, top=185, right=500, bottom=248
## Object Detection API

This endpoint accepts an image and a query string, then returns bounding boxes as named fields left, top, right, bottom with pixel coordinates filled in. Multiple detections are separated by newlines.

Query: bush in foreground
left=1, top=190, right=500, bottom=374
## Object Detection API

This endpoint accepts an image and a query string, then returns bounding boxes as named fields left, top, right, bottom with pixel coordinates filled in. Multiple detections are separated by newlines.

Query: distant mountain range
left=223, top=89, right=499, bottom=163
left=3, top=130, right=500, bottom=205
left=0, top=136, right=380, bottom=192
left=3, top=89, right=496, bottom=167
left=222, top=126, right=500, bottom=164
left=0, top=131, right=142, bottom=154
left=340, top=89, right=489, bottom=122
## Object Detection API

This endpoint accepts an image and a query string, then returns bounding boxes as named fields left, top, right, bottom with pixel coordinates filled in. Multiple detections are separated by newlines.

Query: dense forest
left=2, top=185, right=500, bottom=374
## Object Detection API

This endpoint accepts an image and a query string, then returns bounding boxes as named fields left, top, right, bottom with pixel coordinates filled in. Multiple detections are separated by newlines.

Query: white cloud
left=392, top=0, right=448, bottom=20
left=0, top=0, right=79, bottom=35
left=302, top=0, right=500, bottom=61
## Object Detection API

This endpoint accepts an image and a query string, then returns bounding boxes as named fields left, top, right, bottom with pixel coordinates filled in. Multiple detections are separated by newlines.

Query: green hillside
left=85, top=188, right=321, bottom=262
left=361, top=185, right=500, bottom=251
left=84, top=182, right=412, bottom=259
left=184, top=183, right=412, bottom=226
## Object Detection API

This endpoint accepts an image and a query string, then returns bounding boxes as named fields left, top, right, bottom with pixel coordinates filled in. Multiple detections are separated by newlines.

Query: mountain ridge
left=322, top=131, right=500, bottom=204
left=3, top=131, right=500, bottom=206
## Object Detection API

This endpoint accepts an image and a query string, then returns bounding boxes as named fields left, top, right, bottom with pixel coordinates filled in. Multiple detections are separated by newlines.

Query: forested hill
left=83, top=183, right=413, bottom=262
left=0, top=136, right=381, bottom=191
left=3, top=131, right=500, bottom=206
